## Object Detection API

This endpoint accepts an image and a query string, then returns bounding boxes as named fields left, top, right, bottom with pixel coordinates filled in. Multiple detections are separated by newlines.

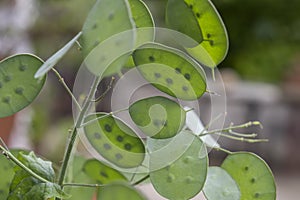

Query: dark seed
left=196, top=13, right=201, bottom=18
left=175, top=68, right=181, bottom=74
left=19, top=65, right=27, bottom=71
left=104, top=124, right=112, bottom=132
left=149, top=56, right=155, bottom=62
left=108, top=13, right=114, bottom=20
left=100, top=171, right=108, bottom=178
left=115, top=153, right=123, bottom=160
left=251, top=178, right=256, bottom=183
left=254, top=193, right=260, bottom=198
left=182, top=86, right=189, bottom=91
left=166, top=78, right=173, bottom=84
left=116, top=135, right=123, bottom=142
left=124, top=143, right=132, bottom=151
left=2, top=96, right=10, bottom=103
left=184, top=73, right=191, bottom=80
left=4, top=75, right=11, bottom=82
left=94, top=132, right=101, bottom=139
left=103, top=143, right=111, bottom=150
left=154, top=73, right=161, bottom=78
left=15, top=87, right=24, bottom=95
left=92, top=24, right=97, bottom=29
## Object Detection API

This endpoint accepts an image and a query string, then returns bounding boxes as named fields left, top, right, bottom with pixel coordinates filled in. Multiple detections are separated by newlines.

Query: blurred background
left=0, top=0, right=299, bottom=199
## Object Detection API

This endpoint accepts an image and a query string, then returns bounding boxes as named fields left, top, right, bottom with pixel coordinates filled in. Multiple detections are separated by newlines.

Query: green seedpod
left=84, top=114, right=145, bottom=168
left=34, top=32, right=82, bottom=78
left=129, top=96, right=186, bottom=139
left=203, top=167, right=240, bottom=200
left=128, top=0, right=155, bottom=46
left=81, top=0, right=135, bottom=77
left=132, top=43, right=206, bottom=100
left=81, top=0, right=134, bottom=57
left=83, top=159, right=127, bottom=184
left=166, top=0, right=228, bottom=68
left=97, top=182, right=146, bottom=200
left=0, top=54, right=45, bottom=118
left=221, top=152, right=276, bottom=200
left=149, top=134, right=208, bottom=200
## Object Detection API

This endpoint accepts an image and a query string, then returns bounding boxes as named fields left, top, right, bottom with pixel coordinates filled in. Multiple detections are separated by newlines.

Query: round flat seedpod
left=133, top=43, right=206, bottom=100
left=150, top=134, right=208, bottom=200
left=0, top=54, right=45, bottom=118
left=129, top=96, right=186, bottom=139
left=166, top=0, right=228, bottom=68
left=221, top=152, right=276, bottom=200
left=203, top=166, right=240, bottom=200
left=83, top=159, right=127, bottom=184
left=84, top=114, right=145, bottom=168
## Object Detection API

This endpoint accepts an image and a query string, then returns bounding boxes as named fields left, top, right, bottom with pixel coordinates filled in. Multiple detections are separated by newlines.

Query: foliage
left=0, top=0, right=276, bottom=200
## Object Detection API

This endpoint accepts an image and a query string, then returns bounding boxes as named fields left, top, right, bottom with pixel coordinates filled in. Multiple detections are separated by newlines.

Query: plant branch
left=51, top=68, right=82, bottom=111
left=92, top=76, right=115, bottom=102
left=132, top=174, right=150, bottom=186
left=58, top=76, right=101, bottom=188
left=63, top=183, right=103, bottom=188
left=0, top=145, right=51, bottom=184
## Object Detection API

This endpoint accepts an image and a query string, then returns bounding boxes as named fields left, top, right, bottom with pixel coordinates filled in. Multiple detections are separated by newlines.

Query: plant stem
left=0, top=145, right=51, bottom=183
left=133, top=174, right=150, bottom=186
left=63, top=183, right=103, bottom=188
left=51, top=68, right=82, bottom=111
left=58, top=76, right=101, bottom=188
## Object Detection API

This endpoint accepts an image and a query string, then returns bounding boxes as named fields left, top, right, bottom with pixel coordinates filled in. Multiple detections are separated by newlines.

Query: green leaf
left=132, top=43, right=206, bottom=100
left=84, top=114, right=145, bottom=168
left=129, top=96, right=186, bottom=139
left=166, top=0, right=228, bottom=67
left=97, top=182, right=146, bottom=200
left=149, top=133, right=208, bottom=200
left=34, top=32, right=82, bottom=78
left=83, top=159, right=127, bottom=184
left=7, top=151, right=70, bottom=200
left=23, top=182, right=70, bottom=199
left=0, top=54, right=45, bottom=118
left=221, top=152, right=276, bottom=200
left=203, top=166, right=240, bottom=200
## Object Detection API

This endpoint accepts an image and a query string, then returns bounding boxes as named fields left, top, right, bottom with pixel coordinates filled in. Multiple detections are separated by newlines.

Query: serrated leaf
left=7, top=151, right=69, bottom=200
left=129, top=96, right=186, bottom=139
left=203, top=166, right=240, bottom=200
left=23, top=182, right=70, bottom=199
left=34, top=32, right=82, bottom=78
left=83, top=159, right=127, bottom=184
left=0, top=54, right=45, bottom=118
left=149, top=133, right=208, bottom=200
left=166, top=0, right=228, bottom=67
left=97, top=182, right=146, bottom=200
left=132, top=43, right=206, bottom=100
left=84, top=114, right=145, bottom=168
left=221, top=152, right=276, bottom=200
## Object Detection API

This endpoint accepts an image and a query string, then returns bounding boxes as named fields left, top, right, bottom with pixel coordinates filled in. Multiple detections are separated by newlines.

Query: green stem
left=63, top=183, right=103, bottom=188
left=52, top=68, right=82, bottom=111
left=0, top=145, right=50, bottom=183
left=57, top=76, right=101, bottom=188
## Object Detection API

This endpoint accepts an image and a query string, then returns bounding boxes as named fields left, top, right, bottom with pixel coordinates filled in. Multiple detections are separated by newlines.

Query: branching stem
left=51, top=68, right=82, bottom=111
